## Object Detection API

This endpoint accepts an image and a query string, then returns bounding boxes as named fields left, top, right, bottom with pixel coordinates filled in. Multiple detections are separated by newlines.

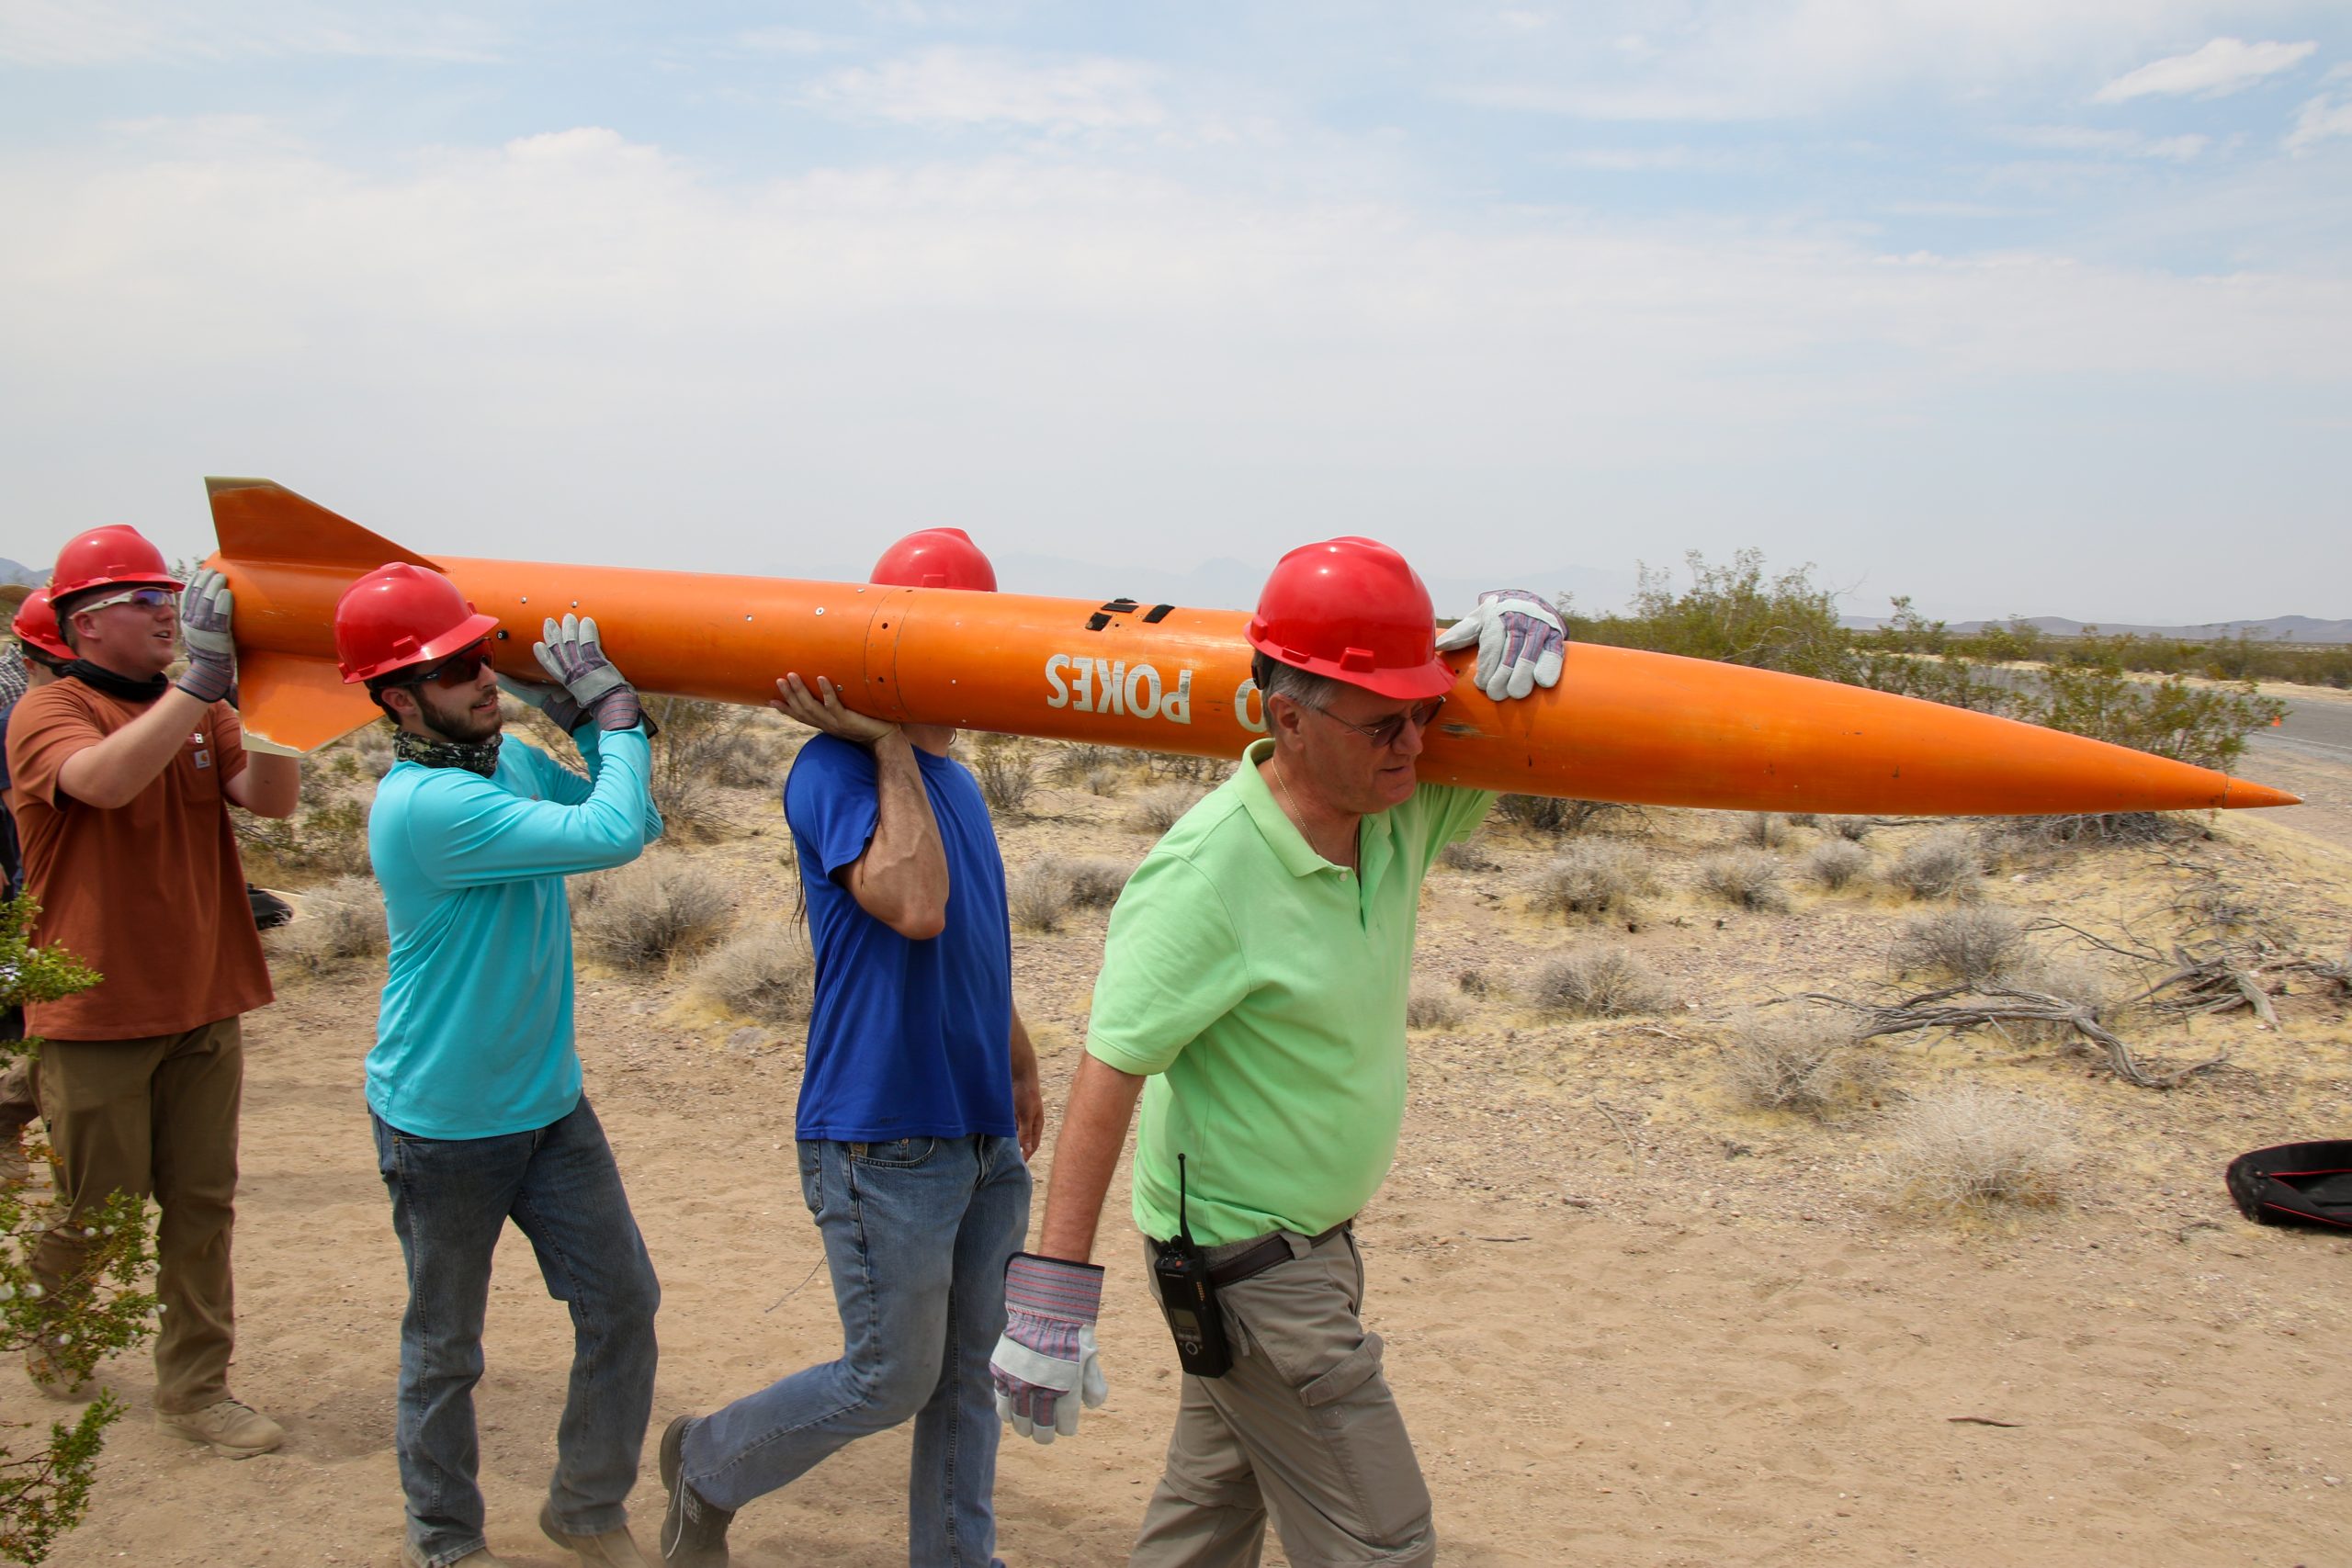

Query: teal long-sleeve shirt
left=366, top=725, right=662, bottom=1139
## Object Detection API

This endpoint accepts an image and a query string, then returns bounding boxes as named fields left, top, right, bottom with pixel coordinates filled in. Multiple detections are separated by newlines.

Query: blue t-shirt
left=785, top=733, right=1015, bottom=1144
left=368, top=727, right=661, bottom=1139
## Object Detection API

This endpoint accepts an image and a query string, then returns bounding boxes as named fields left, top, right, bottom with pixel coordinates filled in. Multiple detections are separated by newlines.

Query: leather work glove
left=532, top=614, right=642, bottom=732
left=495, top=672, right=584, bottom=734
left=1434, top=589, right=1566, bottom=703
left=176, top=568, right=237, bottom=704
left=990, top=1253, right=1108, bottom=1445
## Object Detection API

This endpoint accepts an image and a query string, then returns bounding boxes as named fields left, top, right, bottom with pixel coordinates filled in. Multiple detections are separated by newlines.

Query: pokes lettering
left=1042, top=655, right=1272, bottom=736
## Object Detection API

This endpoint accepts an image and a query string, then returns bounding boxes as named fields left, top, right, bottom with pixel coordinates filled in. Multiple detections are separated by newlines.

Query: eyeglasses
left=73, top=586, right=178, bottom=614
left=1301, top=694, right=1446, bottom=750
left=401, top=640, right=496, bottom=689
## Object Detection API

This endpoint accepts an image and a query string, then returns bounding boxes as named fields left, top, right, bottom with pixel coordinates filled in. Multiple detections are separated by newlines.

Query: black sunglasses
left=1301, top=694, right=1446, bottom=750
left=401, top=639, right=496, bottom=690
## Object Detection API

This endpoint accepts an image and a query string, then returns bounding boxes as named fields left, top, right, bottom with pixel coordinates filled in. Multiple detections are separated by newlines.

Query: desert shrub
left=1128, top=784, right=1205, bottom=834
left=1081, top=765, right=1125, bottom=797
left=1889, top=830, right=1983, bottom=901
left=2003, top=954, right=2127, bottom=1043
left=349, top=725, right=395, bottom=768
left=711, top=729, right=786, bottom=791
left=1696, top=849, right=1789, bottom=912
left=693, top=924, right=814, bottom=1025
left=1740, top=813, right=1788, bottom=848
left=1883, top=1084, right=2075, bottom=1213
left=1405, top=983, right=1465, bottom=1031
left=1145, top=750, right=1216, bottom=784
left=1457, top=967, right=1489, bottom=997
left=1048, top=743, right=1124, bottom=785
left=1494, top=795, right=1632, bottom=836
left=235, top=794, right=374, bottom=885
left=1719, top=1010, right=1883, bottom=1116
left=1063, top=856, right=1131, bottom=908
left=573, top=856, right=738, bottom=968
left=967, top=735, right=1036, bottom=818
left=266, top=874, right=388, bottom=973
left=1829, top=817, right=1872, bottom=842
left=1007, top=860, right=1076, bottom=931
left=1531, top=947, right=1672, bottom=1018
left=1436, top=838, right=1498, bottom=873
left=1785, top=812, right=1819, bottom=829
left=643, top=697, right=764, bottom=828
left=1532, top=841, right=1652, bottom=921
left=1890, top=906, right=2027, bottom=986
left=1806, top=838, right=1871, bottom=890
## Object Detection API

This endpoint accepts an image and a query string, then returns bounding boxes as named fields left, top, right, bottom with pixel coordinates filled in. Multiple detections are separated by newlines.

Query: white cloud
left=2093, top=37, right=2316, bottom=102
left=802, top=47, right=1166, bottom=130
left=1999, top=124, right=2210, bottom=159
left=2285, top=87, right=2352, bottom=152
left=1445, top=1, right=2232, bottom=122
left=0, top=0, right=501, bottom=66
left=732, top=26, right=834, bottom=57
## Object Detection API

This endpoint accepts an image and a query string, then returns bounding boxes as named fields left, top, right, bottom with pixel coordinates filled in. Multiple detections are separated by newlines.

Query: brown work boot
left=23, top=1342, right=96, bottom=1402
left=541, top=1500, right=651, bottom=1567
left=155, top=1395, right=285, bottom=1458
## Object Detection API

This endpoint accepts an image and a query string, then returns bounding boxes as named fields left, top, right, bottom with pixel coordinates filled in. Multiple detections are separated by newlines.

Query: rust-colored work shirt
left=6, top=681, right=274, bottom=1040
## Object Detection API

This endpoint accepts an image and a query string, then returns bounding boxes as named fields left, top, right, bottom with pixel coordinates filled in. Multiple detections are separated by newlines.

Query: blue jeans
left=684, top=1134, right=1032, bottom=1568
left=372, top=1098, right=662, bottom=1568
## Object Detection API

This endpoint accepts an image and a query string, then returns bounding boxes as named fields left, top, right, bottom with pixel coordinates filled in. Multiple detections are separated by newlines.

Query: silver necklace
left=1272, top=754, right=1355, bottom=869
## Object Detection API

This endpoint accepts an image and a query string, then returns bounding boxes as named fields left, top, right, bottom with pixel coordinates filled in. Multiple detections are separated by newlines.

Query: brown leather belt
left=1206, top=1219, right=1352, bottom=1289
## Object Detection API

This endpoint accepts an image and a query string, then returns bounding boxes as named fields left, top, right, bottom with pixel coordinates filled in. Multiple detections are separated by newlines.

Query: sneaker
left=155, top=1396, right=285, bottom=1459
left=656, top=1415, right=733, bottom=1567
left=23, top=1342, right=95, bottom=1402
left=540, top=1501, right=650, bottom=1567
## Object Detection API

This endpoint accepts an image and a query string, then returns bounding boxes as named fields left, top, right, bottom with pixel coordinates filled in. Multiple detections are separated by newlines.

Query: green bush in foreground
left=0, top=897, right=160, bottom=1565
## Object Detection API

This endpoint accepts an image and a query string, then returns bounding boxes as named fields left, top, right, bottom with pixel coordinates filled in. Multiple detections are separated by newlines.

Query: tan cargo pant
left=1130, top=1229, right=1435, bottom=1568
left=32, top=1019, right=244, bottom=1415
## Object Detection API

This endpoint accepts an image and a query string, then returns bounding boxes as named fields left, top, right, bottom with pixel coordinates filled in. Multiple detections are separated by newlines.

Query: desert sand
left=6, top=719, right=2348, bottom=1568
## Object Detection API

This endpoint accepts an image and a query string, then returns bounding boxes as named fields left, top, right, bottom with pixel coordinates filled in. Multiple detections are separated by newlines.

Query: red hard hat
left=12, top=589, right=74, bottom=661
left=871, top=528, right=997, bottom=592
left=334, top=562, right=502, bottom=683
left=48, top=525, right=185, bottom=603
left=1246, top=536, right=1454, bottom=701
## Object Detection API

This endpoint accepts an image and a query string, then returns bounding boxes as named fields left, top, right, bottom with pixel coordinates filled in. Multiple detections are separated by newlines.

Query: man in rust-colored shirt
left=6, top=525, right=298, bottom=1458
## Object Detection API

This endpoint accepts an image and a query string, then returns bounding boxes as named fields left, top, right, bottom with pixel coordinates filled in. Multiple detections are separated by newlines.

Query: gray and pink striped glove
left=990, top=1253, right=1108, bottom=1445
left=1434, top=588, right=1566, bottom=702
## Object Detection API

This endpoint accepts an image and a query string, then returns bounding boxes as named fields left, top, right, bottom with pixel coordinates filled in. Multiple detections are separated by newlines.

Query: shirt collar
left=1234, top=738, right=1340, bottom=879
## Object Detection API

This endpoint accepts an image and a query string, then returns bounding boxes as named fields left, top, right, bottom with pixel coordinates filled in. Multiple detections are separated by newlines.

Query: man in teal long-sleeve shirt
left=337, top=563, right=665, bottom=1568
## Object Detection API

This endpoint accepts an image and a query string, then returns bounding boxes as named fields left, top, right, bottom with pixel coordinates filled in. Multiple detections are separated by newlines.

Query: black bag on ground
left=2225, top=1141, right=2352, bottom=1231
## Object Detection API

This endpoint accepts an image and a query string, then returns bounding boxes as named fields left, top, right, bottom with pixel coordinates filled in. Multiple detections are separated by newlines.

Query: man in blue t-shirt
left=659, top=528, right=1041, bottom=1568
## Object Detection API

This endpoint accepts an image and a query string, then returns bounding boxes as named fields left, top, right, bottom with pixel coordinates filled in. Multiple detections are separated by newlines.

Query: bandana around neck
left=64, top=660, right=171, bottom=704
left=394, top=728, right=503, bottom=778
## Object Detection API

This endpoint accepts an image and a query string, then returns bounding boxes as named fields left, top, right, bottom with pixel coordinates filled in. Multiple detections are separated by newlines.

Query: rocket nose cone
left=2221, top=778, right=2301, bottom=809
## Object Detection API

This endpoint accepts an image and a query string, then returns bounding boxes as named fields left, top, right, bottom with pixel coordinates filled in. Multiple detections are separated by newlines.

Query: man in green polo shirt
left=989, top=537, right=1563, bottom=1567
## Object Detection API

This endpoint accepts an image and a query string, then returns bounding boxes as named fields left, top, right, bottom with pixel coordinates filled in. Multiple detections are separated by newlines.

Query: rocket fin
left=234, top=649, right=382, bottom=758
left=206, top=477, right=439, bottom=571
left=205, top=478, right=428, bottom=757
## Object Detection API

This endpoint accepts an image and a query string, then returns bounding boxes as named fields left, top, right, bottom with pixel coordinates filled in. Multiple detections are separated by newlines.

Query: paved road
left=2250, top=692, right=2352, bottom=764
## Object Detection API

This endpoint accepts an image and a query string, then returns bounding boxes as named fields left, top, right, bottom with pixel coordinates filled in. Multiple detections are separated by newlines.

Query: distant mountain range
left=1839, top=613, right=2352, bottom=644
left=0, top=557, right=45, bottom=588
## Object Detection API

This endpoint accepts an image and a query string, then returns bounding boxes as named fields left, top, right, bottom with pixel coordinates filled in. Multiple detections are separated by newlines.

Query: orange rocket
left=203, top=478, right=2296, bottom=816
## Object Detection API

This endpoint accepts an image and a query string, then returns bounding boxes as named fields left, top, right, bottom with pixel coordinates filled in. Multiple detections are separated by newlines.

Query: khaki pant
left=1131, top=1229, right=1435, bottom=1568
left=33, top=1019, right=244, bottom=1415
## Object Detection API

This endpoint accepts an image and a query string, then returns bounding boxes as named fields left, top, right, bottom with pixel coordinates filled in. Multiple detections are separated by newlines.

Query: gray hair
left=1250, top=652, right=1346, bottom=718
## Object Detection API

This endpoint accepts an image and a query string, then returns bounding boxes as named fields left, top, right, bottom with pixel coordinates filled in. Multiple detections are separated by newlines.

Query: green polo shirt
left=1085, top=739, right=1495, bottom=1247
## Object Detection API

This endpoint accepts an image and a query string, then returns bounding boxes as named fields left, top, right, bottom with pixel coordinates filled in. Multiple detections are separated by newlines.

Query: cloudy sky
left=3, top=2, right=2346, bottom=623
